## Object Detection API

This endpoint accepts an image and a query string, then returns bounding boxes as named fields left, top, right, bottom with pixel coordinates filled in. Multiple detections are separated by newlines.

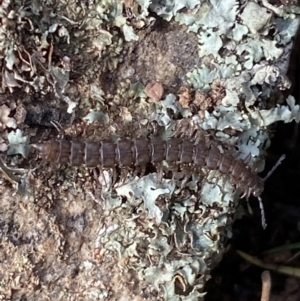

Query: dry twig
left=261, top=270, right=271, bottom=301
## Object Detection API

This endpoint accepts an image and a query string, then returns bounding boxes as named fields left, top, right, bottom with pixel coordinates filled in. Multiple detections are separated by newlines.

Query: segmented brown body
left=32, top=137, right=264, bottom=197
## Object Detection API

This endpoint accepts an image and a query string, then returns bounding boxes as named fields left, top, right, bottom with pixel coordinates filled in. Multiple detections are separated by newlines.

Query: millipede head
left=31, top=143, right=46, bottom=154
left=31, top=142, right=56, bottom=160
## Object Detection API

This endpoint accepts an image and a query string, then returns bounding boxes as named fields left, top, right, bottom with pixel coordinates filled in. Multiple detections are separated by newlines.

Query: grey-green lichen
left=0, top=1, right=300, bottom=301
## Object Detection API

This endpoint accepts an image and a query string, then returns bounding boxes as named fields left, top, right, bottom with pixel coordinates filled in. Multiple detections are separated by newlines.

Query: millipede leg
left=243, top=153, right=252, bottom=165
left=212, top=176, right=220, bottom=189
left=140, top=164, right=146, bottom=177
left=180, top=174, right=191, bottom=190
left=120, top=168, right=129, bottom=185
left=217, top=176, right=230, bottom=193
left=133, top=165, right=146, bottom=178
left=112, top=167, right=117, bottom=186
left=150, top=121, right=159, bottom=136
left=240, top=188, right=248, bottom=199
left=179, top=165, right=191, bottom=189
left=156, top=163, right=164, bottom=183
left=51, top=121, right=65, bottom=138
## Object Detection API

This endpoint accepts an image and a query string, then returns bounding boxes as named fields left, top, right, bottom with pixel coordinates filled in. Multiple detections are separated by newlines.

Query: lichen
left=0, top=1, right=299, bottom=300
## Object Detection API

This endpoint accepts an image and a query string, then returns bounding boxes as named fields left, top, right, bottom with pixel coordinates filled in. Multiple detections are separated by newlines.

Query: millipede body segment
left=32, top=137, right=264, bottom=198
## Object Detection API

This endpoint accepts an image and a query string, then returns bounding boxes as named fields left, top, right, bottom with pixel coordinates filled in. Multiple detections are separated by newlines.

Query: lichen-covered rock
left=0, top=1, right=299, bottom=300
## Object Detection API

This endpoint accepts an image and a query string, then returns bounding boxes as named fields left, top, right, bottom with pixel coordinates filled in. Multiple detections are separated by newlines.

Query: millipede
left=31, top=136, right=264, bottom=199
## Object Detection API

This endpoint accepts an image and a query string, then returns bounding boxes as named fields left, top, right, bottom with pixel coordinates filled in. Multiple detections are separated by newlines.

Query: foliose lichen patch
left=0, top=0, right=300, bottom=300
